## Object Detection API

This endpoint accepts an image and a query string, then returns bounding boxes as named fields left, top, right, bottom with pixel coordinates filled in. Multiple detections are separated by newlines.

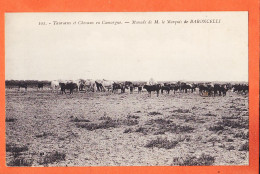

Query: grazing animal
left=51, top=80, right=60, bottom=93
left=18, top=83, right=27, bottom=91
left=233, top=84, right=248, bottom=94
left=198, top=84, right=214, bottom=96
left=129, top=84, right=134, bottom=94
left=95, top=81, right=104, bottom=92
left=77, top=79, right=86, bottom=91
left=170, top=84, right=180, bottom=94
left=37, top=83, right=44, bottom=90
left=161, top=85, right=171, bottom=94
left=60, top=82, right=78, bottom=94
left=138, top=86, right=142, bottom=93
left=84, top=79, right=96, bottom=92
left=143, top=84, right=161, bottom=97
left=213, top=84, right=228, bottom=96
left=95, top=79, right=114, bottom=92
left=112, top=83, right=127, bottom=93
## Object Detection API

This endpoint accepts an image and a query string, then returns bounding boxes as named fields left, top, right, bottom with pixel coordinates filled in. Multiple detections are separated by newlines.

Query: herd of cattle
left=8, top=79, right=249, bottom=97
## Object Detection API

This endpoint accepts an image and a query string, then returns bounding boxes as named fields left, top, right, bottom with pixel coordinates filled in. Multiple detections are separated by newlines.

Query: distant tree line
left=5, top=80, right=51, bottom=88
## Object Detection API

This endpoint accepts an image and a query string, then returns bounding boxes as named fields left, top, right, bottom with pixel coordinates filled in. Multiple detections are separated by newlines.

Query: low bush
left=172, top=154, right=215, bottom=166
left=145, top=137, right=179, bottom=149
left=39, top=151, right=66, bottom=166
left=7, top=157, right=33, bottom=166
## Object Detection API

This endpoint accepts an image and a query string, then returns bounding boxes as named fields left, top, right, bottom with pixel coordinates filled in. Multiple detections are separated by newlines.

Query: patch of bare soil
left=5, top=89, right=248, bottom=166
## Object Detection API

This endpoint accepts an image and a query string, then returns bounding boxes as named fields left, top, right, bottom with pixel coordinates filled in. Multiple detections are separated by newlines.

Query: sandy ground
left=5, top=88, right=249, bottom=166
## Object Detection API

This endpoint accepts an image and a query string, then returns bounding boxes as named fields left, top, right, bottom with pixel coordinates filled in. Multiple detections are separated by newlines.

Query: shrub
left=222, top=119, right=248, bottom=129
left=239, top=142, right=249, bottom=151
left=172, top=154, right=215, bottom=166
left=6, top=144, right=28, bottom=153
left=5, top=118, right=16, bottom=122
left=122, top=119, right=139, bottom=126
left=39, top=151, right=66, bottom=166
left=149, top=112, right=162, bottom=116
left=127, top=115, right=140, bottom=119
left=7, top=157, right=33, bottom=166
left=209, top=125, right=225, bottom=132
left=171, top=109, right=190, bottom=113
left=123, top=128, right=132, bottom=133
left=70, top=117, right=90, bottom=122
left=145, top=137, right=179, bottom=149
left=234, top=132, right=249, bottom=139
left=76, top=119, right=119, bottom=131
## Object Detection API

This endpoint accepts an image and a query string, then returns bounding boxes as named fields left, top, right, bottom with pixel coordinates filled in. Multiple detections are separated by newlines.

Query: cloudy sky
left=5, top=12, right=248, bottom=82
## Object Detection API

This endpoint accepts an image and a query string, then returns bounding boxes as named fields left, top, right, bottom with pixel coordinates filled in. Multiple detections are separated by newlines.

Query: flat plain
left=5, top=88, right=249, bottom=166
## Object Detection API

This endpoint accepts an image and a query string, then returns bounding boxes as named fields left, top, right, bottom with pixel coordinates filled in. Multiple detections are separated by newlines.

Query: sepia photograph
left=5, top=12, right=249, bottom=166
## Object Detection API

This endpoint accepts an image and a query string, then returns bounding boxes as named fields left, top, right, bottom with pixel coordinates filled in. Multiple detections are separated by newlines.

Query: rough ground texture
left=5, top=88, right=249, bottom=166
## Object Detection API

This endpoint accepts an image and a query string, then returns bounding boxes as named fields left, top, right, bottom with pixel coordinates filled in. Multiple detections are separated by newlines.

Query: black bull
left=59, top=83, right=78, bottom=94
left=18, top=83, right=28, bottom=91
left=143, top=84, right=161, bottom=97
left=112, top=83, right=127, bottom=93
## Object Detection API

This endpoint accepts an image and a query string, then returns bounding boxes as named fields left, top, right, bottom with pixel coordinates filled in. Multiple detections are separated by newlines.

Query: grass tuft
left=5, top=117, right=16, bottom=122
left=149, top=112, right=162, bottom=116
left=39, top=151, right=66, bottom=166
left=172, top=154, right=215, bottom=166
left=239, top=142, right=249, bottom=151
left=7, top=157, right=33, bottom=166
left=145, top=137, right=179, bottom=149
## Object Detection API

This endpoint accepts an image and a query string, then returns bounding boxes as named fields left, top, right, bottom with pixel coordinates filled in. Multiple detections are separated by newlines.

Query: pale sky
left=5, top=12, right=248, bottom=82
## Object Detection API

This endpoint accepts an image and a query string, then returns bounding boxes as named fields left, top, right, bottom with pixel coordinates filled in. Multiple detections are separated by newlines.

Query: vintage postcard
left=0, top=0, right=259, bottom=172
left=5, top=12, right=249, bottom=166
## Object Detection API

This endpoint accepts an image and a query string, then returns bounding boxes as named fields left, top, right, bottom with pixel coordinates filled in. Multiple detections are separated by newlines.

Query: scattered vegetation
left=227, top=146, right=235, bottom=151
left=145, top=137, right=179, bottom=149
left=6, top=144, right=29, bottom=154
left=239, top=142, right=249, bottom=151
left=135, top=127, right=147, bottom=134
left=122, top=119, right=139, bottom=126
left=5, top=117, right=16, bottom=122
left=39, top=151, right=66, bottom=166
left=76, top=119, right=119, bottom=131
left=99, top=116, right=112, bottom=121
left=70, top=117, right=90, bottom=122
left=221, top=119, right=248, bottom=129
left=127, top=115, right=140, bottom=119
left=6, top=143, right=32, bottom=166
left=7, top=157, right=33, bottom=166
left=171, top=109, right=190, bottom=113
left=149, top=111, right=162, bottom=116
left=143, top=118, right=194, bottom=135
left=172, top=154, right=215, bottom=166
left=123, top=128, right=133, bottom=133
left=35, top=132, right=52, bottom=138
left=234, top=132, right=249, bottom=139
left=204, top=112, right=216, bottom=116
left=222, top=115, right=239, bottom=119
left=208, top=125, right=225, bottom=132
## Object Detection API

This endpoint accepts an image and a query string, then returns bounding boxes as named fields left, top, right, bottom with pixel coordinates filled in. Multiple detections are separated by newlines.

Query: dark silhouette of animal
left=213, top=84, right=228, bottom=96
left=170, top=84, right=180, bottom=94
left=143, top=84, right=161, bottom=97
left=198, top=84, right=214, bottom=96
left=59, top=82, right=78, bottom=94
left=95, top=81, right=104, bottom=92
left=233, top=84, right=249, bottom=94
left=180, top=83, right=197, bottom=93
left=112, top=83, right=127, bottom=93
left=37, top=83, right=44, bottom=90
left=138, top=86, right=142, bottom=93
left=18, top=83, right=27, bottom=91
left=161, top=85, right=171, bottom=94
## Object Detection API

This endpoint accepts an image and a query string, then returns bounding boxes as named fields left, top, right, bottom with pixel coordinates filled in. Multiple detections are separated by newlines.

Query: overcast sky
left=5, top=12, right=248, bottom=82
